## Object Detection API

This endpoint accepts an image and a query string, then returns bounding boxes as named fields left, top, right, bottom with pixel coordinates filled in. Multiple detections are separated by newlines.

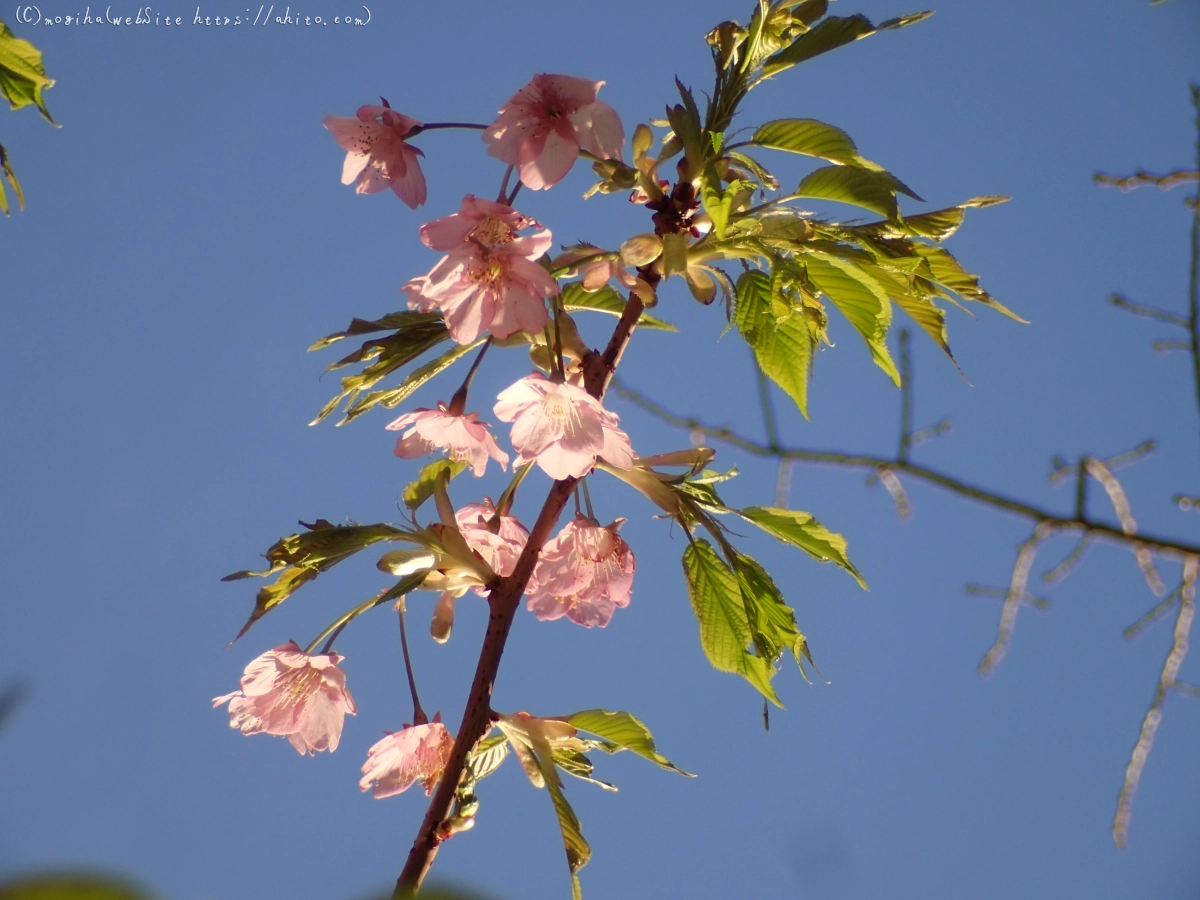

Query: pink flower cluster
left=359, top=714, right=454, bottom=799
left=527, top=516, right=635, bottom=627
left=404, top=195, right=559, bottom=345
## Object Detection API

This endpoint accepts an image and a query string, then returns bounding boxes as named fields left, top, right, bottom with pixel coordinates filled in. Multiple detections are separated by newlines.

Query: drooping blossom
left=387, top=402, right=509, bottom=477
left=212, top=641, right=356, bottom=755
left=526, top=516, right=635, bottom=627
left=403, top=224, right=558, bottom=345
left=359, top=713, right=455, bottom=799
left=493, top=373, right=635, bottom=480
left=483, top=74, right=624, bottom=190
left=419, top=194, right=540, bottom=251
left=577, top=256, right=657, bottom=306
left=323, top=104, right=427, bottom=209
left=378, top=499, right=529, bottom=642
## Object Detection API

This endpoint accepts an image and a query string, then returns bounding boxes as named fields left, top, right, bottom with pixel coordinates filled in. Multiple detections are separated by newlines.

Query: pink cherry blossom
left=212, top=641, right=356, bottom=755
left=403, top=231, right=558, bottom=345
left=415, top=500, right=530, bottom=643
left=323, top=104, right=427, bottom=209
left=493, top=373, right=635, bottom=480
left=387, top=402, right=509, bottom=477
left=359, top=713, right=455, bottom=799
left=484, top=74, right=625, bottom=190
left=420, top=194, right=540, bottom=252
left=526, top=516, right=635, bottom=627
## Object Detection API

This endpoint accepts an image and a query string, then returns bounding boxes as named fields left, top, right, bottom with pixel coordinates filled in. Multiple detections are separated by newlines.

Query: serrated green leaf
left=0, top=874, right=156, bottom=900
left=762, top=14, right=874, bottom=76
left=701, top=177, right=735, bottom=240
left=802, top=252, right=899, bottom=384
left=725, top=150, right=779, bottom=191
left=403, top=459, right=469, bottom=512
left=561, top=282, right=676, bottom=331
left=751, top=119, right=878, bottom=169
left=682, top=539, right=781, bottom=705
left=662, top=233, right=689, bottom=276
left=568, top=709, right=693, bottom=776
left=340, top=338, right=483, bottom=424
left=735, top=270, right=815, bottom=417
left=795, top=166, right=920, bottom=222
left=740, top=506, right=866, bottom=588
left=913, top=244, right=1027, bottom=322
left=308, top=311, right=444, bottom=352
left=730, top=550, right=816, bottom=680
left=0, top=20, right=55, bottom=123
left=878, top=10, right=935, bottom=29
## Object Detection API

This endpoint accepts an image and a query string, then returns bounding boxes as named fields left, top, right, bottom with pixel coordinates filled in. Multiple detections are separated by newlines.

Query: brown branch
left=393, top=293, right=647, bottom=897
left=979, top=523, right=1054, bottom=675
left=612, top=381, right=1200, bottom=561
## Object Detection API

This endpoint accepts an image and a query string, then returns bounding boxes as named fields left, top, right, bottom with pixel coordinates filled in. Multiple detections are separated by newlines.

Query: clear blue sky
left=2, top=1, right=1199, bottom=898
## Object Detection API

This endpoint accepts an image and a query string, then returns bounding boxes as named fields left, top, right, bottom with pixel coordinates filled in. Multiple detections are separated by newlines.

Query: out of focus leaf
left=0, top=874, right=155, bottom=900
left=403, top=459, right=469, bottom=512
left=0, top=20, right=55, bottom=122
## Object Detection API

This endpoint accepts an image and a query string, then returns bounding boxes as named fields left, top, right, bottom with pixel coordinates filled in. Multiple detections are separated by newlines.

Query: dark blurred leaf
left=0, top=874, right=155, bottom=900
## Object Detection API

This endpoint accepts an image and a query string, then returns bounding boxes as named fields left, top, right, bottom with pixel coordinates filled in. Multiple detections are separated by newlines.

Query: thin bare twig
left=1094, top=169, right=1200, bottom=192
left=965, top=583, right=1051, bottom=612
left=1085, top=458, right=1166, bottom=595
left=1123, top=585, right=1183, bottom=641
left=611, top=381, right=1200, bottom=561
left=872, top=467, right=911, bottom=519
left=1113, top=556, right=1198, bottom=847
left=1109, top=293, right=1191, bottom=328
left=1042, top=535, right=1093, bottom=586
left=979, top=524, right=1055, bottom=675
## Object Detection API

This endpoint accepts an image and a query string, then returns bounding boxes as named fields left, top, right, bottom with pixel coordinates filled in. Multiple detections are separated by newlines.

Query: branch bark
left=393, top=293, right=646, bottom=897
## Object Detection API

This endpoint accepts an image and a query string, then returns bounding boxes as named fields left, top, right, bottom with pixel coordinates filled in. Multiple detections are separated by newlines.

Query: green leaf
left=701, top=177, right=735, bottom=240
left=682, top=539, right=781, bottom=705
left=0, top=20, right=55, bottom=123
left=560, top=282, right=676, bottom=331
left=795, top=166, right=921, bottom=222
left=469, top=733, right=510, bottom=782
left=568, top=709, right=694, bottom=776
left=730, top=550, right=817, bottom=680
left=0, top=874, right=155, bottom=900
left=311, top=314, right=452, bottom=424
left=553, top=747, right=617, bottom=791
left=802, top=252, right=900, bottom=384
left=339, top=338, right=484, bottom=424
left=403, top=459, right=469, bottom=512
left=661, top=233, right=688, bottom=276
left=308, top=311, right=443, bottom=352
left=762, top=14, right=875, bottom=76
left=858, top=195, right=1009, bottom=242
left=741, top=506, right=866, bottom=588
left=532, top=748, right=591, bottom=900
left=223, top=520, right=408, bottom=640
left=751, top=119, right=879, bottom=169
left=913, top=244, right=1027, bottom=322
left=735, top=270, right=815, bottom=417
left=0, top=141, right=22, bottom=215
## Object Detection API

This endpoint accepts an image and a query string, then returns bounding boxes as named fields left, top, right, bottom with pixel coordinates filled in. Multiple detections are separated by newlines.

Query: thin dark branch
left=1109, top=293, right=1190, bottom=328
left=611, top=381, right=1200, bottom=560
left=1189, top=85, right=1200, bottom=449
left=1094, top=169, right=1200, bottom=192
left=899, top=329, right=914, bottom=463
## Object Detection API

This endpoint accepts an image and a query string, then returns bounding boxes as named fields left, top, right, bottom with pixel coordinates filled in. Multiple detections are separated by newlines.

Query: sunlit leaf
left=568, top=709, right=693, bottom=776
left=0, top=20, right=55, bottom=122
left=730, top=550, right=818, bottom=680
left=734, top=270, right=816, bottom=417
left=552, top=748, right=617, bottom=791
left=683, top=538, right=781, bottom=705
left=469, top=733, right=510, bottom=782
left=761, top=14, right=874, bottom=76
left=795, top=166, right=920, bottom=222
left=340, top=338, right=484, bottom=424
left=751, top=119, right=879, bottom=169
left=802, top=251, right=900, bottom=384
left=741, top=506, right=866, bottom=588
left=403, top=459, right=470, bottom=512
left=560, top=282, right=676, bottom=331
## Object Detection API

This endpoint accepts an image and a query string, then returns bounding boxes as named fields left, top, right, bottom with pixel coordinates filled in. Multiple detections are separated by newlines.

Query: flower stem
left=408, top=122, right=488, bottom=136
left=398, top=600, right=427, bottom=726
left=496, top=165, right=514, bottom=204
left=448, top=338, right=492, bottom=416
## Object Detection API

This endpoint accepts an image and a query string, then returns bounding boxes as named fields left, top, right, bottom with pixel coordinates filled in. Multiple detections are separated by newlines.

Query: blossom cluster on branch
left=218, top=5, right=1009, bottom=894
